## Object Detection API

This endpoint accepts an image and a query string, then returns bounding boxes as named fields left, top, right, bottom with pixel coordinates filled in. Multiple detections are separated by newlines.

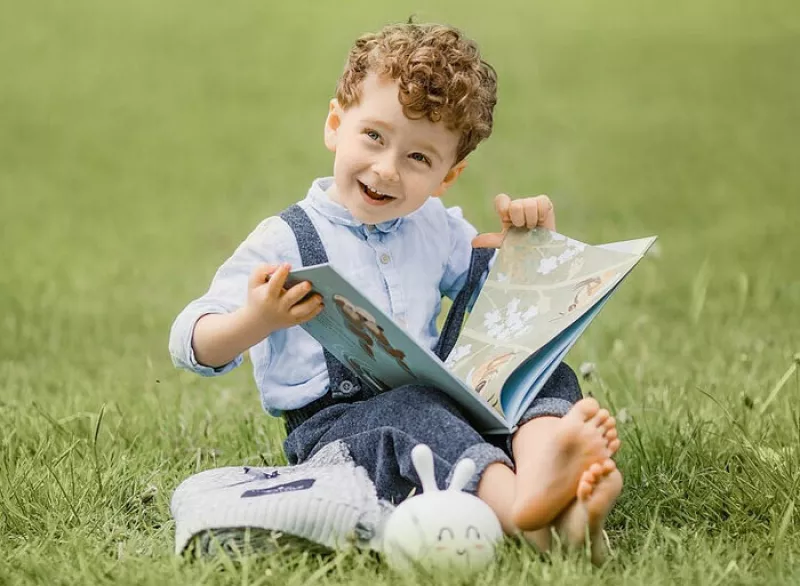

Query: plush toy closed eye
left=382, top=444, right=503, bottom=573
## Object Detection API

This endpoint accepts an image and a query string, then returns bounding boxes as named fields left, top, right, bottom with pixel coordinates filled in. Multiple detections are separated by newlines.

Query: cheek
left=335, top=142, right=368, bottom=170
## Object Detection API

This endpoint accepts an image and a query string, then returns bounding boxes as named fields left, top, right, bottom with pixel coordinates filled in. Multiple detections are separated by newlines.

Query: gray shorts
left=283, top=363, right=582, bottom=503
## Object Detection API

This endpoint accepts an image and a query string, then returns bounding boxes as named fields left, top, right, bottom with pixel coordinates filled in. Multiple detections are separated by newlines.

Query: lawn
left=1, top=0, right=799, bottom=584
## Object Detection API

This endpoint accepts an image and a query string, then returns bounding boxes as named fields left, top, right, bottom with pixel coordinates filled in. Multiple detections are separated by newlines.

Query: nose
left=373, top=152, right=400, bottom=183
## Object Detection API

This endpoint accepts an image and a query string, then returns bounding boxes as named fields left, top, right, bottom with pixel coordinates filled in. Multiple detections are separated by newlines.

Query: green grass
left=2, top=0, right=799, bottom=583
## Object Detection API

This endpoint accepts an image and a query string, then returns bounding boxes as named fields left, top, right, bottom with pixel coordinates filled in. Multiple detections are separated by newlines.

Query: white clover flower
left=538, top=256, right=559, bottom=275
left=507, top=298, right=520, bottom=313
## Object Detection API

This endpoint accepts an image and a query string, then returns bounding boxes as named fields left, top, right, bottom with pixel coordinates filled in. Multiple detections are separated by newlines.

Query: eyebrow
left=361, top=118, right=445, bottom=163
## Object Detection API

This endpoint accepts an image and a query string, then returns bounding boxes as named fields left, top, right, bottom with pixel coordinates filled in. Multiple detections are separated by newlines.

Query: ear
left=411, top=444, right=439, bottom=492
left=324, top=99, right=342, bottom=152
left=432, top=159, right=468, bottom=197
left=448, top=458, right=476, bottom=492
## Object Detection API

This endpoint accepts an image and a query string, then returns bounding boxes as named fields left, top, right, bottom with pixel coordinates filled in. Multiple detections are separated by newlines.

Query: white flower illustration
left=538, top=256, right=559, bottom=275
left=445, top=344, right=473, bottom=368
left=483, top=309, right=502, bottom=329
left=496, top=272, right=509, bottom=282
left=522, top=305, right=539, bottom=320
left=558, top=247, right=579, bottom=263
left=483, top=299, right=540, bottom=341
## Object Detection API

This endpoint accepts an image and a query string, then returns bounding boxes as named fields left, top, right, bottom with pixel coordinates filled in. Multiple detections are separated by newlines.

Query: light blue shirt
left=169, top=177, right=484, bottom=415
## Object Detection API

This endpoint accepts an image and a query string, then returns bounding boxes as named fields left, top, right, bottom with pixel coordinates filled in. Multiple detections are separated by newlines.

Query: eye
left=437, top=527, right=455, bottom=541
left=466, top=525, right=481, bottom=540
left=364, top=129, right=381, bottom=141
left=409, top=152, right=430, bottom=165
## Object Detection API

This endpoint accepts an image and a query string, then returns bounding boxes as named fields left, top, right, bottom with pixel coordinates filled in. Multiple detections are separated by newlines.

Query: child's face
left=324, top=73, right=466, bottom=224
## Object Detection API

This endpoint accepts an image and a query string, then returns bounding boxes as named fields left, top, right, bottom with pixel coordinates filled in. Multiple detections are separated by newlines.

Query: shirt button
left=380, top=253, right=391, bottom=264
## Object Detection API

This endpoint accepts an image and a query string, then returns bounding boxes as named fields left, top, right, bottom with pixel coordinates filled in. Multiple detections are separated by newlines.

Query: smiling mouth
left=359, top=181, right=395, bottom=203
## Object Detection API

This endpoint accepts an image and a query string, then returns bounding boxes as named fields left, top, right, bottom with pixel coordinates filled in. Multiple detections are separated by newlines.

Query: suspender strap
left=279, top=205, right=367, bottom=433
left=434, top=247, right=494, bottom=361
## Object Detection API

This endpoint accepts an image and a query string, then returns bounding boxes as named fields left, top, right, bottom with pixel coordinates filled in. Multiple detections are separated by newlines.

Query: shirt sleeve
left=168, top=216, right=298, bottom=376
left=439, top=205, right=498, bottom=308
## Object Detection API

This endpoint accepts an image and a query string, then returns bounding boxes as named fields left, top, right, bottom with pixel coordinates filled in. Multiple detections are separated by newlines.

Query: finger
left=509, top=200, right=526, bottom=227
left=289, top=294, right=324, bottom=321
left=249, top=263, right=278, bottom=288
left=282, top=281, right=313, bottom=307
left=494, top=193, right=512, bottom=225
left=266, top=263, right=291, bottom=297
left=537, top=195, right=556, bottom=231
left=523, top=198, right=539, bottom=229
left=471, top=231, right=506, bottom=249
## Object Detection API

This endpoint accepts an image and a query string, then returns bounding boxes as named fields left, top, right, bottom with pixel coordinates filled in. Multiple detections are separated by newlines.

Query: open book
left=288, top=228, right=656, bottom=434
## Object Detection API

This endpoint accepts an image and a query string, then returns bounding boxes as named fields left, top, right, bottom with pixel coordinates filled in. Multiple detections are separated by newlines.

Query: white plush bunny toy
left=382, top=444, right=504, bottom=573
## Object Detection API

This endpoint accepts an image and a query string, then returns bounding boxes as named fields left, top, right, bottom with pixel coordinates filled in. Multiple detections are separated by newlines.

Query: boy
left=170, top=22, right=622, bottom=563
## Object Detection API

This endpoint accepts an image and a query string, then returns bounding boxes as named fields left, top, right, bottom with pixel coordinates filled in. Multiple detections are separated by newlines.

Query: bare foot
left=511, top=398, right=613, bottom=530
left=556, top=459, right=623, bottom=565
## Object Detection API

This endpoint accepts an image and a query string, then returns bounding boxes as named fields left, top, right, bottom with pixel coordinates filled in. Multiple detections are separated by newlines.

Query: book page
left=288, top=264, right=511, bottom=433
left=444, top=228, right=651, bottom=413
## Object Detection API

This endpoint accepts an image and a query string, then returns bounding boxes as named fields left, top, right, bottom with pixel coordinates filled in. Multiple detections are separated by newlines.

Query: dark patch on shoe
left=241, top=478, right=315, bottom=497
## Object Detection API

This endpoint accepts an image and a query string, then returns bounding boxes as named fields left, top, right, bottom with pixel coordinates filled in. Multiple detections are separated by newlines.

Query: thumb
left=471, top=231, right=507, bottom=249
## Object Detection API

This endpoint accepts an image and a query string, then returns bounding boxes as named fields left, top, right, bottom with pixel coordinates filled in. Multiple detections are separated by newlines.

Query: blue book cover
left=289, top=228, right=656, bottom=434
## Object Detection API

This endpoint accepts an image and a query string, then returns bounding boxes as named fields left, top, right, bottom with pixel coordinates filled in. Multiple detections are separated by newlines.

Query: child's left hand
left=471, top=193, right=556, bottom=248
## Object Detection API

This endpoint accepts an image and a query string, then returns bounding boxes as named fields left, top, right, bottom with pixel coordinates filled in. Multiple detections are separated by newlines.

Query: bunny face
left=383, top=490, right=502, bottom=571
left=382, top=444, right=503, bottom=573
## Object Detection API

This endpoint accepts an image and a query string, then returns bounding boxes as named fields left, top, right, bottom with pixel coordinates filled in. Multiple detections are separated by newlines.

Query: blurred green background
left=1, top=0, right=799, bottom=583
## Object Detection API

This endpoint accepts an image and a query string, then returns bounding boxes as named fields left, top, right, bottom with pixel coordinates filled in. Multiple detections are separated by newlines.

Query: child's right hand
left=244, top=263, right=324, bottom=335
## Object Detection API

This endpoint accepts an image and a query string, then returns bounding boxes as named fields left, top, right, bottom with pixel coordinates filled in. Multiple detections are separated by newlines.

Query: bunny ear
left=411, top=444, right=438, bottom=492
left=448, top=458, right=476, bottom=492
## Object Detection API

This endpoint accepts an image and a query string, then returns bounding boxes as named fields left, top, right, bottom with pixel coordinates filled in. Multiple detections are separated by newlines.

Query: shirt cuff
left=169, top=306, right=243, bottom=376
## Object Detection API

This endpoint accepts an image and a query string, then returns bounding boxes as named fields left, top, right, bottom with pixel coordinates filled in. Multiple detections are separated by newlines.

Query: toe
left=604, top=428, right=618, bottom=442
left=573, top=398, right=600, bottom=421
left=608, top=439, right=621, bottom=454
left=577, top=476, right=593, bottom=500
left=588, top=462, right=604, bottom=477
left=600, top=459, right=617, bottom=475
left=601, top=416, right=617, bottom=434
left=592, top=409, right=610, bottom=427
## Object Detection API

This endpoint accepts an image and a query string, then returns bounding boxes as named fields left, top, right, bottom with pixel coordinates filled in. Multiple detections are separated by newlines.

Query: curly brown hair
left=335, top=23, right=497, bottom=164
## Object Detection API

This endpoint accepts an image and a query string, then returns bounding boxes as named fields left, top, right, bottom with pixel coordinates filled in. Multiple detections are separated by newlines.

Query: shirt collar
left=305, top=177, right=404, bottom=235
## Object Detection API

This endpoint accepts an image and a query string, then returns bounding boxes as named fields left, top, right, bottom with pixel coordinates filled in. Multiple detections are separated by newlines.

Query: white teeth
left=362, top=182, right=391, bottom=198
